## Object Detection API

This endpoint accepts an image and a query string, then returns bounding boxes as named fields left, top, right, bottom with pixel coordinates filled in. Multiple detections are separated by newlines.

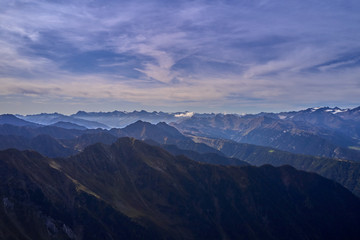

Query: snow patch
left=311, top=107, right=321, bottom=112
left=333, top=109, right=346, bottom=114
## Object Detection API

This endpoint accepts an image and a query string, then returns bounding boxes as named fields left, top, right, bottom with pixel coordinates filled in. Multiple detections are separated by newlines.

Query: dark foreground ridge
left=1, top=138, right=360, bottom=239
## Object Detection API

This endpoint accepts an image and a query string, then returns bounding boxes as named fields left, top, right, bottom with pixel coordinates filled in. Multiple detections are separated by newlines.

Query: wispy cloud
left=1, top=0, right=360, bottom=113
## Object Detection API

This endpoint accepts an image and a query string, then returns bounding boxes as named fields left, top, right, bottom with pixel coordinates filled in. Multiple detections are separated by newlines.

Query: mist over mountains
left=1, top=106, right=360, bottom=239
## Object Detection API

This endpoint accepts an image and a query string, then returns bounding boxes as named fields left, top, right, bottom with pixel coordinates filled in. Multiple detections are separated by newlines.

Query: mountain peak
left=5, top=142, right=360, bottom=239
left=0, top=114, right=40, bottom=127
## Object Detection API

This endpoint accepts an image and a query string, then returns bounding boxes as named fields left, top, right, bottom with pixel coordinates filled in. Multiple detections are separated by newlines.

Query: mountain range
left=1, top=107, right=360, bottom=239
left=1, top=117, right=360, bottom=197
left=10, top=107, right=360, bottom=161
left=173, top=107, right=360, bottom=161
left=15, top=110, right=196, bottom=129
left=1, top=138, right=360, bottom=239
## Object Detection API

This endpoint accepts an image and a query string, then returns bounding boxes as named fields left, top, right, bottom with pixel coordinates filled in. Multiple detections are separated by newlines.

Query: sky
left=1, top=0, right=360, bottom=115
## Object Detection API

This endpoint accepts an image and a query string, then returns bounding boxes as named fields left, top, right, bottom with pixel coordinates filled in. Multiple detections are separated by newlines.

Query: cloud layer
left=1, top=0, right=360, bottom=114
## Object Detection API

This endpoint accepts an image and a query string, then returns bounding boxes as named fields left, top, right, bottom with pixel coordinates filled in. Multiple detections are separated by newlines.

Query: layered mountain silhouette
left=17, top=113, right=109, bottom=129
left=0, top=114, right=40, bottom=127
left=1, top=119, right=360, bottom=197
left=2, top=108, right=360, bottom=239
left=0, top=134, right=76, bottom=158
left=173, top=108, right=360, bottom=161
left=50, top=121, right=88, bottom=130
left=1, top=139, right=360, bottom=239
left=191, top=136, right=360, bottom=196
left=71, top=110, right=191, bottom=128
left=0, top=121, right=244, bottom=166
left=112, top=120, right=222, bottom=154
left=9, top=107, right=360, bottom=161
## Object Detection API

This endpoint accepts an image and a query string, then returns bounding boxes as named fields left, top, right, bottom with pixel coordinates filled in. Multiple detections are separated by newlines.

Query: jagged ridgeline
left=1, top=119, right=360, bottom=198
left=1, top=138, right=360, bottom=240
left=1, top=108, right=360, bottom=239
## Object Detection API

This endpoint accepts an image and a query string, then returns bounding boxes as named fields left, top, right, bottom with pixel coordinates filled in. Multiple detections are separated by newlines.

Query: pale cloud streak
left=0, top=0, right=360, bottom=114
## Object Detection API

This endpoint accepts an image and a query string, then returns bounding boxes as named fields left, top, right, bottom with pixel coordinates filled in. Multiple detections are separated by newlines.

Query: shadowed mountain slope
left=192, top=136, right=360, bottom=197
left=1, top=138, right=360, bottom=239
left=0, top=124, right=86, bottom=139
left=0, top=149, right=159, bottom=240
left=0, top=134, right=76, bottom=158
left=1, top=121, right=360, bottom=197
left=152, top=143, right=248, bottom=167
left=112, top=120, right=222, bottom=155
left=173, top=113, right=360, bottom=161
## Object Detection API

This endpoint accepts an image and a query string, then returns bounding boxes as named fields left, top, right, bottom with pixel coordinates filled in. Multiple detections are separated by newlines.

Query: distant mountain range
left=10, top=107, right=360, bottom=162
left=1, top=117, right=360, bottom=198
left=15, top=110, right=197, bottom=129
left=1, top=139, right=359, bottom=239
left=71, top=110, right=195, bottom=128
left=2, top=108, right=360, bottom=194
left=0, top=114, right=40, bottom=127
left=173, top=106, right=360, bottom=161
left=1, top=107, right=360, bottom=239
left=16, top=112, right=109, bottom=129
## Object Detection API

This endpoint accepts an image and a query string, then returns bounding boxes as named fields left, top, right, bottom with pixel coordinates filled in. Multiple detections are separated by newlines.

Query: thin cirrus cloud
left=0, top=0, right=360, bottom=114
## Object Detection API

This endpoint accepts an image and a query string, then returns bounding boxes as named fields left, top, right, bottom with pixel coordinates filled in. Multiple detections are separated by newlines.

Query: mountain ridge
left=1, top=119, right=360, bottom=197
left=173, top=107, right=360, bottom=161
left=2, top=139, right=360, bottom=239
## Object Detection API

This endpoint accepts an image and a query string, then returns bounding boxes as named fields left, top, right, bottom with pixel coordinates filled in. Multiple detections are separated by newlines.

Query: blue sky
left=1, top=0, right=360, bottom=114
